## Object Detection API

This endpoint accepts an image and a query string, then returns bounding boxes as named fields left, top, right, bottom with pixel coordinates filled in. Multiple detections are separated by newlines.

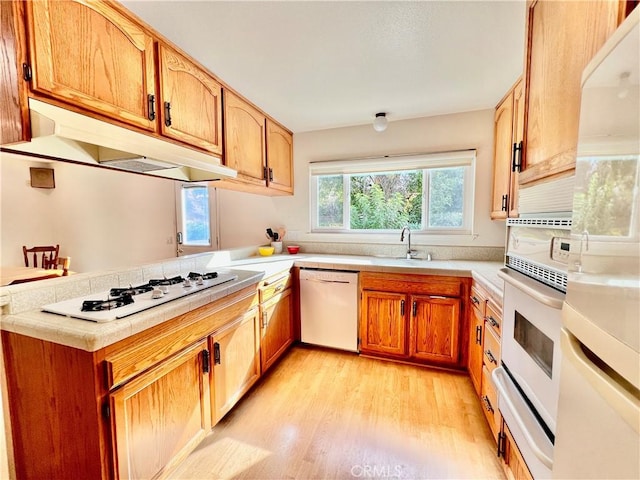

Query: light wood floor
left=169, top=346, right=505, bottom=480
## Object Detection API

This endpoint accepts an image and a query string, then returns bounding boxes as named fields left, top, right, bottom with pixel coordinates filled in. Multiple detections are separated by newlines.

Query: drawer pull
left=275, top=284, right=284, bottom=292
left=470, top=295, right=480, bottom=306
left=482, top=395, right=494, bottom=413
left=487, top=316, right=500, bottom=329
left=485, top=349, right=497, bottom=365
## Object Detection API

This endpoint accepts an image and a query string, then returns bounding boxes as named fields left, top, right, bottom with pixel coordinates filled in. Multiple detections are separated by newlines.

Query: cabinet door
left=468, top=307, right=484, bottom=396
left=500, top=421, right=534, bottom=480
left=509, top=80, right=524, bottom=217
left=409, top=295, right=461, bottom=366
left=223, top=90, right=267, bottom=186
left=521, top=0, right=619, bottom=184
left=360, top=291, right=407, bottom=356
left=260, top=288, right=293, bottom=373
left=266, top=119, right=293, bottom=194
left=491, top=89, right=514, bottom=220
left=158, top=44, right=223, bottom=155
left=26, top=0, right=156, bottom=131
left=110, top=340, right=211, bottom=480
left=211, top=309, right=261, bottom=424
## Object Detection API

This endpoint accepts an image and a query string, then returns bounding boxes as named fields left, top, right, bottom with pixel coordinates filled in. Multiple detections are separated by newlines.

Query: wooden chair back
left=23, top=245, right=60, bottom=269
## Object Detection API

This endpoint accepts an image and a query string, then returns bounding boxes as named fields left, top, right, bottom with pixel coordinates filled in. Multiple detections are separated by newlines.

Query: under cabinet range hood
left=1, top=99, right=237, bottom=182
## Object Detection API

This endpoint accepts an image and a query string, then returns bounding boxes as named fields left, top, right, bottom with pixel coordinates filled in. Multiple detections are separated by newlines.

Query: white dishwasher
left=299, top=269, right=359, bottom=352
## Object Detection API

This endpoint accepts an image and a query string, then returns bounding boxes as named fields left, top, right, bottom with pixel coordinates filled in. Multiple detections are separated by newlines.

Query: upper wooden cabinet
left=520, top=0, right=622, bottom=184
left=266, top=119, right=294, bottom=194
left=223, top=90, right=267, bottom=186
left=158, top=44, right=223, bottom=155
left=221, top=90, right=294, bottom=195
left=491, top=78, right=523, bottom=219
left=25, top=0, right=157, bottom=131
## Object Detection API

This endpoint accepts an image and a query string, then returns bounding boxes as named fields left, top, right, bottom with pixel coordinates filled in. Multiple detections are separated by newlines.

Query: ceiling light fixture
left=373, top=112, right=388, bottom=132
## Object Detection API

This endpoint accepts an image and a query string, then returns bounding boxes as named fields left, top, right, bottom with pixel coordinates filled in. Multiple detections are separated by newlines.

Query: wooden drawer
left=483, top=325, right=501, bottom=374
left=470, top=284, right=487, bottom=318
left=258, top=273, right=291, bottom=303
left=481, top=365, right=500, bottom=440
left=486, top=300, right=502, bottom=338
left=361, top=271, right=465, bottom=297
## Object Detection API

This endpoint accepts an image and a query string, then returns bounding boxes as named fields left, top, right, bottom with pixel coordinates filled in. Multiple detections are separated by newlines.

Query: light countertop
left=1, top=254, right=504, bottom=352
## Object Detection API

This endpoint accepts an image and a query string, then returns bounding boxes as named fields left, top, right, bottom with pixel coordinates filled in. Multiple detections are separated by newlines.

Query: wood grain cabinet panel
left=409, top=295, right=461, bottom=366
left=491, top=78, right=523, bottom=219
left=468, top=307, right=484, bottom=396
left=360, top=290, right=408, bottom=357
left=223, top=90, right=267, bottom=186
left=158, top=43, right=223, bottom=154
left=211, top=308, right=261, bottom=423
left=260, top=288, right=294, bottom=373
left=110, top=340, right=211, bottom=480
left=26, top=0, right=157, bottom=131
left=520, top=0, right=621, bottom=184
left=266, top=119, right=294, bottom=194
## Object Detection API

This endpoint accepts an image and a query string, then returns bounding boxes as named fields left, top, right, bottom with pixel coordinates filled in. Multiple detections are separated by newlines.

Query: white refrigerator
left=553, top=8, right=640, bottom=479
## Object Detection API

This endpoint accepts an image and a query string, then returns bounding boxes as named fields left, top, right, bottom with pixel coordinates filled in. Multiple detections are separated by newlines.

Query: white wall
left=218, top=109, right=505, bottom=249
left=0, top=153, right=177, bottom=272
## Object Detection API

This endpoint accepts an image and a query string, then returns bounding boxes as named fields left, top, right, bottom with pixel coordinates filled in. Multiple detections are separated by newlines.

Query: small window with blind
left=310, top=150, right=475, bottom=234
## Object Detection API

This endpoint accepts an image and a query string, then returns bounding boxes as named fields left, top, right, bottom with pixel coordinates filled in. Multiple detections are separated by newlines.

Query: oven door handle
left=498, top=268, right=564, bottom=309
left=492, top=367, right=554, bottom=469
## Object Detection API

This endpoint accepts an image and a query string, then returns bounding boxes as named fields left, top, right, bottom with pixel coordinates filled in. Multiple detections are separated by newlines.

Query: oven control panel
left=550, top=236, right=571, bottom=264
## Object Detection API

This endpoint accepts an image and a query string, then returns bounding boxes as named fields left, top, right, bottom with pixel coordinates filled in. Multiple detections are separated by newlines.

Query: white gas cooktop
left=42, top=271, right=239, bottom=322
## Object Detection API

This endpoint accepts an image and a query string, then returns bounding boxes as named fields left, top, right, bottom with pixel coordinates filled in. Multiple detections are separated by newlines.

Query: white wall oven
left=493, top=211, right=572, bottom=479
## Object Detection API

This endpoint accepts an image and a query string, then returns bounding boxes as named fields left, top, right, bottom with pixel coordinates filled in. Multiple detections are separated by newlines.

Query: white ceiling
left=122, top=1, right=526, bottom=133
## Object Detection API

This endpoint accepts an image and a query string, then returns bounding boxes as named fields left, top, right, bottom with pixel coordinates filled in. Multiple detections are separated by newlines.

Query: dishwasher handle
left=304, top=278, right=353, bottom=284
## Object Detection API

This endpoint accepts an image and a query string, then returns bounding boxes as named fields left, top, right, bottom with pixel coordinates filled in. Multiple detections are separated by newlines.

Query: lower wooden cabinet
left=409, top=294, right=461, bottom=365
left=499, top=421, right=534, bottom=480
left=210, top=308, right=261, bottom=423
left=110, top=340, right=212, bottom=479
left=468, top=298, right=484, bottom=396
left=359, top=272, right=469, bottom=368
left=360, top=290, right=407, bottom=356
left=260, top=288, right=294, bottom=373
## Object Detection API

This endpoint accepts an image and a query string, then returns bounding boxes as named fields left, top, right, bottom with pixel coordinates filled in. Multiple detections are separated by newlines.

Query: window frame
left=309, top=150, right=476, bottom=235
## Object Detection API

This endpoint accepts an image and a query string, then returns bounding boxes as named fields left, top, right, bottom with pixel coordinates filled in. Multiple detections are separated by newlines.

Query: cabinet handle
left=487, top=316, right=500, bottom=329
left=501, top=194, right=508, bottom=212
left=470, top=295, right=480, bottom=306
left=512, top=141, right=522, bottom=172
left=262, top=311, right=268, bottom=328
left=485, top=349, right=497, bottom=365
left=475, top=325, right=482, bottom=345
left=497, top=431, right=506, bottom=458
left=213, top=342, right=221, bottom=365
left=164, top=101, right=172, bottom=127
left=263, top=166, right=268, bottom=180
left=412, top=301, right=417, bottom=317
left=400, top=300, right=405, bottom=316
left=482, top=395, right=494, bottom=413
left=147, top=94, right=156, bottom=121
left=202, top=349, right=210, bottom=373
left=275, top=284, right=284, bottom=292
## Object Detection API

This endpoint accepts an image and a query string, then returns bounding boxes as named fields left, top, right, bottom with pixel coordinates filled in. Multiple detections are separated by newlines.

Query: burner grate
left=187, top=271, right=218, bottom=280
left=148, top=276, right=184, bottom=286
left=110, top=284, right=154, bottom=297
left=81, top=293, right=134, bottom=312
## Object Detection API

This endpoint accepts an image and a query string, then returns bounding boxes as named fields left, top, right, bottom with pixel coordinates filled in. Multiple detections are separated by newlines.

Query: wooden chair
left=22, top=245, right=60, bottom=270
left=57, top=256, right=71, bottom=276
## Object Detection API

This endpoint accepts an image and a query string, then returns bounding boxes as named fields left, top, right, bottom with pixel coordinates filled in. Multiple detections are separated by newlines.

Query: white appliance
left=42, top=270, right=239, bottom=322
left=299, top=269, right=359, bottom=352
left=553, top=9, right=640, bottom=479
left=494, top=214, right=571, bottom=479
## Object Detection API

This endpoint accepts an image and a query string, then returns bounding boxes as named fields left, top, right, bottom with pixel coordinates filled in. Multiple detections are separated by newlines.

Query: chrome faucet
left=400, top=226, right=417, bottom=259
